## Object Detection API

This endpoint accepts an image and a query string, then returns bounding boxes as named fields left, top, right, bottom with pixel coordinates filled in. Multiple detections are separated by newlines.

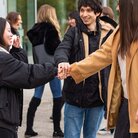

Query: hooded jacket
left=54, top=17, right=114, bottom=108
left=0, top=47, right=56, bottom=132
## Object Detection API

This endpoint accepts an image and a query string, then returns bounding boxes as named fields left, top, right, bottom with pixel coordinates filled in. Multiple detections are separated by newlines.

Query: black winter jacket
left=0, top=48, right=56, bottom=132
left=27, top=22, right=61, bottom=56
left=54, top=19, right=106, bottom=108
left=55, top=16, right=117, bottom=108
left=10, top=47, right=28, bottom=127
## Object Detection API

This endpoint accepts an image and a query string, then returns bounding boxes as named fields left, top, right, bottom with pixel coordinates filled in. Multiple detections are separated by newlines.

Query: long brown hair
left=0, top=17, right=7, bottom=47
left=6, top=12, right=21, bottom=25
left=37, top=4, right=61, bottom=38
left=119, top=0, right=138, bottom=58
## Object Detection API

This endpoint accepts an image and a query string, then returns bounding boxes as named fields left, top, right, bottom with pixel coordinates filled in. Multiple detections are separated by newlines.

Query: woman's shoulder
left=0, top=51, right=13, bottom=63
left=28, top=22, right=50, bottom=32
left=28, top=22, right=57, bottom=34
left=46, top=22, right=57, bottom=32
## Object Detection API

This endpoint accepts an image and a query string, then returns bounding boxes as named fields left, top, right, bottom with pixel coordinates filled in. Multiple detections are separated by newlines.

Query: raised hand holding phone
left=12, top=35, right=20, bottom=48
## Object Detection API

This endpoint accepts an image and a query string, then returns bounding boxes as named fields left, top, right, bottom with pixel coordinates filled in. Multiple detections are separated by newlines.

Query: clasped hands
left=57, top=62, right=71, bottom=79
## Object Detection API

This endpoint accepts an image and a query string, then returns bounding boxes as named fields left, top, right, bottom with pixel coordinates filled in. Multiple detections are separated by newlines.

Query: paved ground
left=18, top=56, right=113, bottom=138
left=18, top=85, right=113, bottom=138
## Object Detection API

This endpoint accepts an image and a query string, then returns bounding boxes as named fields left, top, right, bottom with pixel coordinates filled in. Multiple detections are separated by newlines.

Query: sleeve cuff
left=70, top=63, right=84, bottom=84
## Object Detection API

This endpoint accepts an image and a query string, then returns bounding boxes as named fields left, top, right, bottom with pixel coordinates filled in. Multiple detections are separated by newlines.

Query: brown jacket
left=71, top=26, right=138, bottom=132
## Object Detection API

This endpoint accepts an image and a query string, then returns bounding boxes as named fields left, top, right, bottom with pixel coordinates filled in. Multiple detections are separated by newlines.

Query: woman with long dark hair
left=0, top=17, right=56, bottom=138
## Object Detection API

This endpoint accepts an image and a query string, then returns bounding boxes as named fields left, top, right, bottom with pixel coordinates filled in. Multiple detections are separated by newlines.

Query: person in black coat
left=66, top=11, right=80, bottom=29
left=6, top=12, right=25, bottom=50
left=6, top=12, right=28, bottom=127
left=25, top=4, right=64, bottom=137
left=6, top=12, right=22, bottom=36
left=55, top=0, right=117, bottom=138
left=0, top=17, right=56, bottom=138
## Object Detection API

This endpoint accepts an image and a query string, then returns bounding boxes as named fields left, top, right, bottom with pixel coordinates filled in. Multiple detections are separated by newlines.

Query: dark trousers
left=0, top=127, right=17, bottom=138
left=114, top=98, right=138, bottom=138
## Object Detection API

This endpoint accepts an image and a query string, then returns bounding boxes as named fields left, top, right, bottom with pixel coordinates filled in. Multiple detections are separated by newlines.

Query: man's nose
left=83, top=11, right=88, bottom=16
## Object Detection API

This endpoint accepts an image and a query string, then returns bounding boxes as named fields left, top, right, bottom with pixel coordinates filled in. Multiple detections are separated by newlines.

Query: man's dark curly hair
left=78, top=0, right=102, bottom=14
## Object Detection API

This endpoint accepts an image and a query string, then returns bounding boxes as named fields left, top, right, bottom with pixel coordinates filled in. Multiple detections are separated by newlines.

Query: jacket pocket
left=0, top=89, right=19, bottom=126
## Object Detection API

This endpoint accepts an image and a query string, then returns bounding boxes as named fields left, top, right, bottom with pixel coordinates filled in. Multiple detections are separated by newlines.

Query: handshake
left=57, top=62, right=71, bottom=79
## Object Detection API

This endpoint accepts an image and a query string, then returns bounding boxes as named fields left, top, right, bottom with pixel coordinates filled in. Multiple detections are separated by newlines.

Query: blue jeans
left=64, top=103, right=104, bottom=138
left=34, top=77, right=62, bottom=99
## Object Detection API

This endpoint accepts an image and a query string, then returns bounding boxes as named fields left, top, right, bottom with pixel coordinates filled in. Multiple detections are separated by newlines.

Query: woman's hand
left=57, top=62, right=71, bottom=79
left=12, top=35, right=20, bottom=48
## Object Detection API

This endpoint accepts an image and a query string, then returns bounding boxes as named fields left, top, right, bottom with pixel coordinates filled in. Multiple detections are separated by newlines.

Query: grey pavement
left=18, top=56, right=113, bottom=138
left=18, top=85, right=113, bottom=138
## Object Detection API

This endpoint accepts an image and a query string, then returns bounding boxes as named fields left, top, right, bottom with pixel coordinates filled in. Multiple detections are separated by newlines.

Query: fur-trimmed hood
left=100, top=16, right=117, bottom=31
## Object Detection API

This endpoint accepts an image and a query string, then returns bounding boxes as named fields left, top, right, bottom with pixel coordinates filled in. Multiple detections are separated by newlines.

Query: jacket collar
left=0, top=46, right=9, bottom=54
left=77, top=18, right=100, bottom=35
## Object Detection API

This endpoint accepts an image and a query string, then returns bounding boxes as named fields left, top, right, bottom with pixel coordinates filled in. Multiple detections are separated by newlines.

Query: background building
left=1, top=0, right=118, bottom=55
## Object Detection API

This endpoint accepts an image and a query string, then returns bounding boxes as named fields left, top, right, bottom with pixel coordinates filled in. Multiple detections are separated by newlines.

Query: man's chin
left=82, top=20, right=89, bottom=24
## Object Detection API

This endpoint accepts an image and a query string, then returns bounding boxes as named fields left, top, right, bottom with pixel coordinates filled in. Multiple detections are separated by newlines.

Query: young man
left=54, top=0, right=114, bottom=138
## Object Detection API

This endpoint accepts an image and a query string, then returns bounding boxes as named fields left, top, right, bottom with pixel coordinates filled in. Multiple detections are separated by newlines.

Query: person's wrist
left=12, top=44, right=20, bottom=48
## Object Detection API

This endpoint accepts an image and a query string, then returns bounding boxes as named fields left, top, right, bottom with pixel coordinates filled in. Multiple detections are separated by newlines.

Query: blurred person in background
left=67, top=10, right=79, bottom=27
left=101, top=6, right=114, bottom=19
left=100, top=6, right=117, bottom=31
left=25, top=4, right=64, bottom=138
left=6, top=12, right=28, bottom=137
left=6, top=12, right=23, bottom=49
left=6, top=11, right=22, bottom=36
left=65, top=10, right=80, bottom=33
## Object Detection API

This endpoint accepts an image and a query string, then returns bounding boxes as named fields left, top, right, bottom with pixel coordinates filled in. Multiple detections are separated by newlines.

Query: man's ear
left=96, top=12, right=101, bottom=17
